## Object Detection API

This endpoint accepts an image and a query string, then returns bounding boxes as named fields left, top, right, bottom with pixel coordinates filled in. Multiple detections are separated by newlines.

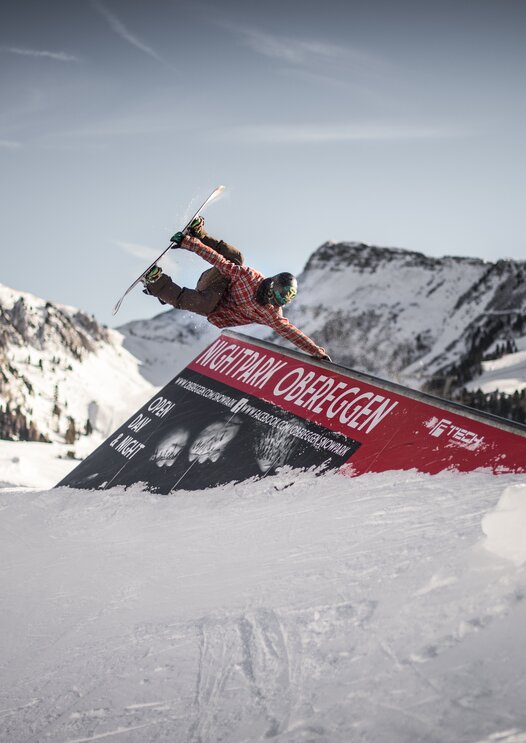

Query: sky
left=1, top=0, right=525, bottom=327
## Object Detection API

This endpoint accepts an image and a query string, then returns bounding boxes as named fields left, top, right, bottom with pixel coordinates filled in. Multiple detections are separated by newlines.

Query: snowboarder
left=142, top=218, right=331, bottom=360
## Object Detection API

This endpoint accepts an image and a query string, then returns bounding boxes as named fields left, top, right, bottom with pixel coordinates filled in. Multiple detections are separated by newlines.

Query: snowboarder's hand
left=316, top=349, right=332, bottom=362
left=170, top=231, right=184, bottom=247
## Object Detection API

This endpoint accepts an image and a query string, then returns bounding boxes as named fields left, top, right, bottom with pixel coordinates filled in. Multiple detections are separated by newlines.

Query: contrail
left=92, top=1, right=163, bottom=63
left=2, top=46, right=80, bottom=62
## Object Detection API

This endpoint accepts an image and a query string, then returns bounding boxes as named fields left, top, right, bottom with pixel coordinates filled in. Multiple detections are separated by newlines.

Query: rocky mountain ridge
left=285, top=242, right=526, bottom=392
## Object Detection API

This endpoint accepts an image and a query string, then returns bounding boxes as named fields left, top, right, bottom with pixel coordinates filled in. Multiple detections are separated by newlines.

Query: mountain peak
left=283, top=243, right=526, bottom=400
left=304, top=241, right=487, bottom=274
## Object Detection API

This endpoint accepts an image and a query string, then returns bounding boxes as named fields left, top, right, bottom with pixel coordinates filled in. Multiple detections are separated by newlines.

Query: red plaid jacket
left=182, top=236, right=326, bottom=358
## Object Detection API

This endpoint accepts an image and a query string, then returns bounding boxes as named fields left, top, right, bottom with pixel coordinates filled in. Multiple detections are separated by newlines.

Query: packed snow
left=466, top=337, right=526, bottom=396
left=1, top=454, right=526, bottom=742
left=0, top=438, right=106, bottom=490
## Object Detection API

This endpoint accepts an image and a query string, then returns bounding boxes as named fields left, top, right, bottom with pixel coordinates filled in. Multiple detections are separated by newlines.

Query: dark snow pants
left=147, top=236, right=244, bottom=316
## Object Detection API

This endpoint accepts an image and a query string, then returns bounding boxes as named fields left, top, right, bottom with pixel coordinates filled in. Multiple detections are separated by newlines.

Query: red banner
left=189, top=332, right=526, bottom=476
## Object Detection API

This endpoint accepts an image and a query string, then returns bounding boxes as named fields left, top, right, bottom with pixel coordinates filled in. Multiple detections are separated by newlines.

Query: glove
left=170, top=231, right=184, bottom=247
left=316, top=349, right=332, bottom=362
left=188, top=215, right=206, bottom=238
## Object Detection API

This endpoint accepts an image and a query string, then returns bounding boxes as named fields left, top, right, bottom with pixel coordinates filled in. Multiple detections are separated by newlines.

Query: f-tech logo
left=427, top=417, right=485, bottom=450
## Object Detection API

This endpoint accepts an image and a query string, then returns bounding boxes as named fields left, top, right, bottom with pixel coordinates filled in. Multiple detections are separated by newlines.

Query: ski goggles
left=273, top=285, right=297, bottom=306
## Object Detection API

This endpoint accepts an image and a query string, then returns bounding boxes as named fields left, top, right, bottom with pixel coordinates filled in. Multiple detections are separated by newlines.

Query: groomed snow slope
left=1, top=470, right=526, bottom=743
left=466, top=336, right=526, bottom=395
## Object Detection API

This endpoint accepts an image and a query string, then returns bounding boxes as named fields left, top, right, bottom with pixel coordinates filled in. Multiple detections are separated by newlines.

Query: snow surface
left=482, top=484, right=526, bottom=566
left=466, top=337, right=526, bottom=396
left=0, top=439, right=106, bottom=490
left=1, top=464, right=526, bottom=743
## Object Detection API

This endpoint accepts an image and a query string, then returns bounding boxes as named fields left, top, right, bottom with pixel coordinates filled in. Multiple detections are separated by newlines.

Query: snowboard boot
left=142, top=266, right=183, bottom=307
left=142, top=265, right=168, bottom=301
left=187, top=216, right=206, bottom=239
left=187, top=218, right=244, bottom=267
left=143, top=265, right=163, bottom=285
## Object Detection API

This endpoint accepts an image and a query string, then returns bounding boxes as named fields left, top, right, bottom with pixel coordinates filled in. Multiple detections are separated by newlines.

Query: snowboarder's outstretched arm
left=264, top=312, right=329, bottom=359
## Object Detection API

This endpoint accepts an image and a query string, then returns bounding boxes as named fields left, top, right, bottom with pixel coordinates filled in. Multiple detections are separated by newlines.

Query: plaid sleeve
left=264, top=311, right=325, bottom=357
left=182, top=236, right=243, bottom=280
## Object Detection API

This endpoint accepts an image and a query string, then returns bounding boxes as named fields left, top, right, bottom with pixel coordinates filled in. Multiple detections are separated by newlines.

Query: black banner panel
left=59, top=368, right=360, bottom=494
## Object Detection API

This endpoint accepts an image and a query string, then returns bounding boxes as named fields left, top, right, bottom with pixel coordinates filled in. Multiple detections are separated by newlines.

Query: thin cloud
left=114, top=240, right=159, bottom=261
left=93, top=1, right=163, bottom=63
left=114, top=240, right=178, bottom=273
left=278, top=66, right=399, bottom=107
left=52, top=110, right=188, bottom=141
left=240, top=30, right=344, bottom=65
left=215, top=19, right=410, bottom=108
left=226, top=122, right=467, bottom=144
left=1, top=46, right=80, bottom=62
left=0, top=139, right=22, bottom=149
left=218, top=21, right=386, bottom=74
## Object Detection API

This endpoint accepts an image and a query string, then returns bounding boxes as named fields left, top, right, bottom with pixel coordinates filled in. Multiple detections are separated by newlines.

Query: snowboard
left=112, top=185, right=225, bottom=316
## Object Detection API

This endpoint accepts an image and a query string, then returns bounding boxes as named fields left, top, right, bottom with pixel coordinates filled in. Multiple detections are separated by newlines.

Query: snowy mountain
left=118, top=308, right=219, bottom=386
left=285, top=242, right=526, bottom=393
left=0, top=283, right=154, bottom=446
